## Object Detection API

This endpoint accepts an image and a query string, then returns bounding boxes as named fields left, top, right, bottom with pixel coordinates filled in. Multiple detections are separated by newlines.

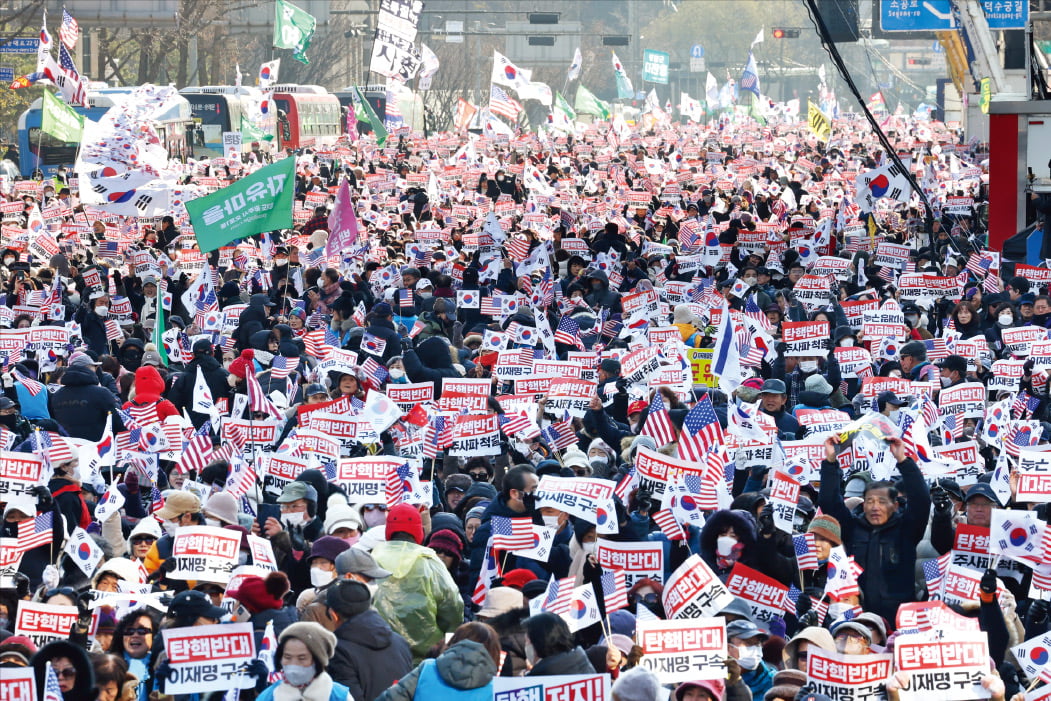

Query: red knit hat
left=500, top=568, right=537, bottom=591
left=231, top=572, right=289, bottom=614
left=385, top=503, right=423, bottom=545
left=228, top=349, right=255, bottom=380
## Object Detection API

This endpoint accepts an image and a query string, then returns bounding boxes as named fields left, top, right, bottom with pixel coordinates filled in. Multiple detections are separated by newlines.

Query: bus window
left=26, top=128, right=79, bottom=167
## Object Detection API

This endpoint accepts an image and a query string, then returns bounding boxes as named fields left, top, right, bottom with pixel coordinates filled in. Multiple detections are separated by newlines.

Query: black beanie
left=326, top=579, right=371, bottom=618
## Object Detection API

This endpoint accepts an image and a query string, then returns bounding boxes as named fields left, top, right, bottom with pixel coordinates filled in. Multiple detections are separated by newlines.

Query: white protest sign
left=536, top=476, right=618, bottom=534
left=163, top=622, right=256, bottom=694
left=806, top=648, right=894, bottom=700
left=492, top=674, right=611, bottom=701
left=1016, top=448, right=1051, bottom=502
left=662, top=554, right=734, bottom=620
left=596, top=539, right=664, bottom=588
left=894, top=631, right=991, bottom=701
left=168, top=526, right=242, bottom=583
left=782, top=321, right=829, bottom=357
left=14, top=601, right=79, bottom=646
left=637, top=617, right=727, bottom=684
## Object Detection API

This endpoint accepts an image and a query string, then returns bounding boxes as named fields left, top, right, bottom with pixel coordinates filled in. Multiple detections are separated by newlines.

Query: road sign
left=643, top=49, right=670, bottom=85
left=879, top=0, right=1027, bottom=32
left=0, top=38, right=37, bottom=55
left=690, top=44, right=706, bottom=73
left=0, top=68, right=13, bottom=82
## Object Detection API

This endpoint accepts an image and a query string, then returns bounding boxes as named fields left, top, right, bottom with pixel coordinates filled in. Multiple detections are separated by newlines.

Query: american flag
left=984, top=272, right=999, bottom=294
left=491, top=515, right=535, bottom=550
left=941, top=413, right=960, bottom=444
left=745, top=294, right=771, bottom=331
left=423, top=416, right=451, bottom=459
left=923, top=338, right=948, bottom=361
left=269, top=355, right=300, bottom=381
left=499, top=410, right=540, bottom=440
left=43, top=659, right=63, bottom=701
left=614, top=466, right=639, bottom=503
left=60, top=9, right=79, bottom=50
left=1011, top=390, right=1040, bottom=419
left=676, top=394, right=723, bottom=462
left=489, top=84, right=523, bottom=121
left=302, top=329, right=333, bottom=358
left=361, top=358, right=389, bottom=388
left=652, top=509, right=685, bottom=540
left=12, top=368, right=44, bottom=396
left=245, top=370, right=281, bottom=418
left=149, top=487, right=165, bottom=514
left=541, top=576, right=575, bottom=615
left=641, top=393, right=677, bottom=448
left=600, top=570, right=629, bottom=612
left=384, top=461, right=414, bottom=507
left=506, top=237, right=531, bottom=261
left=15, top=512, right=53, bottom=552
left=57, top=44, right=85, bottom=105
left=180, top=432, right=213, bottom=473
left=553, top=316, right=585, bottom=350
left=541, top=417, right=578, bottom=451
left=678, top=219, right=701, bottom=249
left=877, top=267, right=896, bottom=285
left=398, top=288, right=413, bottom=307
left=793, top=532, right=819, bottom=570
left=918, top=395, right=939, bottom=431
left=923, top=552, right=951, bottom=599
left=1005, top=421, right=1041, bottom=457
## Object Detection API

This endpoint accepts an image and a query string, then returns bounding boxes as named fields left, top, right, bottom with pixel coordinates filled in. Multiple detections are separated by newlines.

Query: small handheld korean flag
left=193, top=367, right=221, bottom=421
left=64, top=527, right=104, bottom=577
left=94, top=488, right=125, bottom=523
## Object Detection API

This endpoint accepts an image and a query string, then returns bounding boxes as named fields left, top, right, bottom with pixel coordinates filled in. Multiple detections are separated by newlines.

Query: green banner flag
left=574, top=85, right=611, bottom=120
left=555, top=91, right=576, bottom=121
left=274, top=0, right=316, bottom=65
left=353, top=87, right=388, bottom=147
left=40, top=89, right=84, bottom=142
left=240, top=115, right=274, bottom=142
left=152, top=297, right=169, bottom=366
left=186, top=157, right=295, bottom=252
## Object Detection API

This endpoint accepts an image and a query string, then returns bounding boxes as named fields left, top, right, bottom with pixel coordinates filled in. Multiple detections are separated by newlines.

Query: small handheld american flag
left=793, top=532, right=819, bottom=570
left=491, top=515, right=534, bottom=551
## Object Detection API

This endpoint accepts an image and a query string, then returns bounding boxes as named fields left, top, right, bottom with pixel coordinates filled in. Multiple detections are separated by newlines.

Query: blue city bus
left=16, top=88, right=194, bottom=178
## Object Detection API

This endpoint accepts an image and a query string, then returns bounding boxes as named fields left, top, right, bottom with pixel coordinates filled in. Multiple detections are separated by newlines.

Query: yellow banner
left=807, top=100, right=831, bottom=143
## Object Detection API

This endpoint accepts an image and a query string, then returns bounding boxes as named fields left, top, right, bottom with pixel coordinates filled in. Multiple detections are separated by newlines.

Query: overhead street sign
left=690, top=44, right=706, bottom=73
left=879, top=0, right=1027, bottom=32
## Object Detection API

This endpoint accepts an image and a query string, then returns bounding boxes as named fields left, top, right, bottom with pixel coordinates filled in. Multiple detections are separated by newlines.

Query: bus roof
left=180, top=86, right=263, bottom=97
left=18, top=90, right=192, bottom=128
left=271, top=84, right=329, bottom=94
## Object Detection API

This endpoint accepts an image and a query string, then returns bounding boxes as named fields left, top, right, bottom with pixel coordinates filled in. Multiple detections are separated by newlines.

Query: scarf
left=716, top=541, right=745, bottom=570
left=273, top=672, right=334, bottom=701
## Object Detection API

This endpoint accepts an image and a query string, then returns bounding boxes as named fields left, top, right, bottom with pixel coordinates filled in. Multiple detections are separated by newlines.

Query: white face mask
left=281, top=664, right=316, bottom=687
left=68, top=294, right=80, bottom=306
left=582, top=541, right=597, bottom=555
left=799, top=360, right=819, bottom=373
left=840, top=338, right=854, bottom=347
left=542, top=515, right=561, bottom=530
left=363, top=509, right=386, bottom=528
left=275, top=258, right=288, bottom=266
left=163, top=521, right=178, bottom=536
left=735, top=644, right=762, bottom=670
left=237, top=551, right=250, bottom=566
left=205, top=518, right=221, bottom=528
left=717, top=535, right=738, bottom=556
left=999, top=314, right=1014, bottom=326
left=743, top=277, right=757, bottom=287
left=310, top=567, right=335, bottom=588
left=828, top=602, right=853, bottom=620
left=95, top=306, right=109, bottom=317
left=389, top=368, right=405, bottom=379
left=282, top=512, right=307, bottom=528
left=941, top=376, right=952, bottom=387
left=3, top=258, right=13, bottom=266
left=905, top=315, right=919, bottom=326
left=889, top=410, right=901, bottom=423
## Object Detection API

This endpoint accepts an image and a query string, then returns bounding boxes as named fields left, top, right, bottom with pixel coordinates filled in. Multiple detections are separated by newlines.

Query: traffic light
left=602, top=35, right=630, bottom=46
left=772, top=27, right=800, bottom=39
left=528, top=36, right=555, bottom=46
left=528, top=12, right=559, bottom=24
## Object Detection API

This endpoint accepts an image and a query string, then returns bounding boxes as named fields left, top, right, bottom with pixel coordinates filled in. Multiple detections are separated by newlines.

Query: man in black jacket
left=50, top=354, right=120, bottom=441
left=168, top=339, right=230, bottom=429
left=364, top=302, right=403, bottom=364
left=326, top=579, right=413, bottom=701
left=817, top=436, right=931, bottom=623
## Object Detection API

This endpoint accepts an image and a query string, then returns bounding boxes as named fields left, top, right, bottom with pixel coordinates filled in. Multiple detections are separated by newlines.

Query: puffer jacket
left=328, top=607, right=414, bottom=701
left=123, top=366, right=178, bottom=424
left=698, top=509, right=797, bottom=587
left=50, top=364, right=120, bottom=441
left=527, top=646, right=596, bottom=676
left=403, top=336, right=462, bottom=397
left=374, top=639, right=496, bottom=701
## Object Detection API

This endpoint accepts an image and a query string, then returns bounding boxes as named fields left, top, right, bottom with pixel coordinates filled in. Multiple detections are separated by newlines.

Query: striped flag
left=554, top=316, right=585, bottom=350
left=541, top=576, right=575, bottom=615
left=13, top=368, right=45, bottom=396
left=43, top=660, right=63, bottom=701
left=541, top=416, right=578, bottom=451
left=499, top=411, right=540, bottom=440
left=653, top=509, right=685, bottom=540
left=489, top=84, right=523, bottom=121
left=246, top=369, right=282, bottom=418
left=361, top=358, right=389, bottom=388
left=471, top=537, right=500, bottom=605
left=677, top=394, right=724, bottom=462
left=641, top=392, right=677, bottom=448
left=59, top=9, right=80, bottom=50
left=793, top=532, right=819, bottom=570
left=491, top=515, right=535, bottom=550
left=269, top=355, right=300, bottom=380
left=745, top=293, right=771, bottom=331
left=923, top=552, right=951, bottom=599
left=15, top=512, right=53, bottom=552
left=600, top=570, right=629, bottom=612
left=613, top=466, right=639, bottom=503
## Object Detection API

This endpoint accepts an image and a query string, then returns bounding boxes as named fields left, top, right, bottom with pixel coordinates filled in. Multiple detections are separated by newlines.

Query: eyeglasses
left=363, top=504, right=388, bottom=512
left=125, top=627, right=153, bottom=636
left=53, top=667, right=76, bottom=679
left=131, top=536, right=156, bottom=543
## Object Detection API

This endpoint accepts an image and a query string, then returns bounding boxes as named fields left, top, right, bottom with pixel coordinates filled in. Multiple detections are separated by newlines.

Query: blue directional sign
left=0, top=68, right=13, bottom=82
left=0, top=38, right=38, bottom=54
left=880, top=0, right=1027, bottom=32
left=690, top=44, right=705, bottom=59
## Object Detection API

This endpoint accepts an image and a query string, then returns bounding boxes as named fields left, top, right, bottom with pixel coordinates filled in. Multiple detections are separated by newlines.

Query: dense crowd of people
left=0, top=105, right=1049, bottom=701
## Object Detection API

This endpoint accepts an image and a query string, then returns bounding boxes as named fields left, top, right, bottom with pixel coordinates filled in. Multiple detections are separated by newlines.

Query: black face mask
left=0, top=414, right=17, bottom=428
left=521, top=492, right=537, bottom=513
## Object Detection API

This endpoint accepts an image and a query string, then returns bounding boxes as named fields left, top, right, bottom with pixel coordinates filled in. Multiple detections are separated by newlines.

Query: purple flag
left=326, top=177, right=359, bottom=257
left=346, top=99, right=358, bottom=142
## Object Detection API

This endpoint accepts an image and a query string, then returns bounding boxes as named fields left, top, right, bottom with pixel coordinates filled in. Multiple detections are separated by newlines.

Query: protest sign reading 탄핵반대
left=163, top=622, right=257, bottom=694
left=637, top=617, right=727, bottom=684
left=167, top=526, right=242, bottom=583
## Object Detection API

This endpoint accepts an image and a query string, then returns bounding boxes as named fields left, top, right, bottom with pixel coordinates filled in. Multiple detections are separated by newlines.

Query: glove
left=931, top=486, right=952, bottom=516
left=289, top=523, right=306, bottom=552
left=124, top=470, right=140, bottom=494
left=635, top=489, right=653, bottom=517
left=147, top=558, right=178, bottom=582
left=41, top=564, right=60, bottom=591
left=758, top=504, right=776, bottom=537
left=76, top=591, right=96, bottom=629
left=154, top=660, right=172, bottom=690
left=1027, top=599, right=1049, bottom=627
left=30, top=485, right=53, bottom=512
left=795, top=592, right=812, bottom=618
left=243, top=659, right=268, bottom=680
left=798, top=609, right=820, bottom=628
left=979, top=568, right=998, bottom=601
